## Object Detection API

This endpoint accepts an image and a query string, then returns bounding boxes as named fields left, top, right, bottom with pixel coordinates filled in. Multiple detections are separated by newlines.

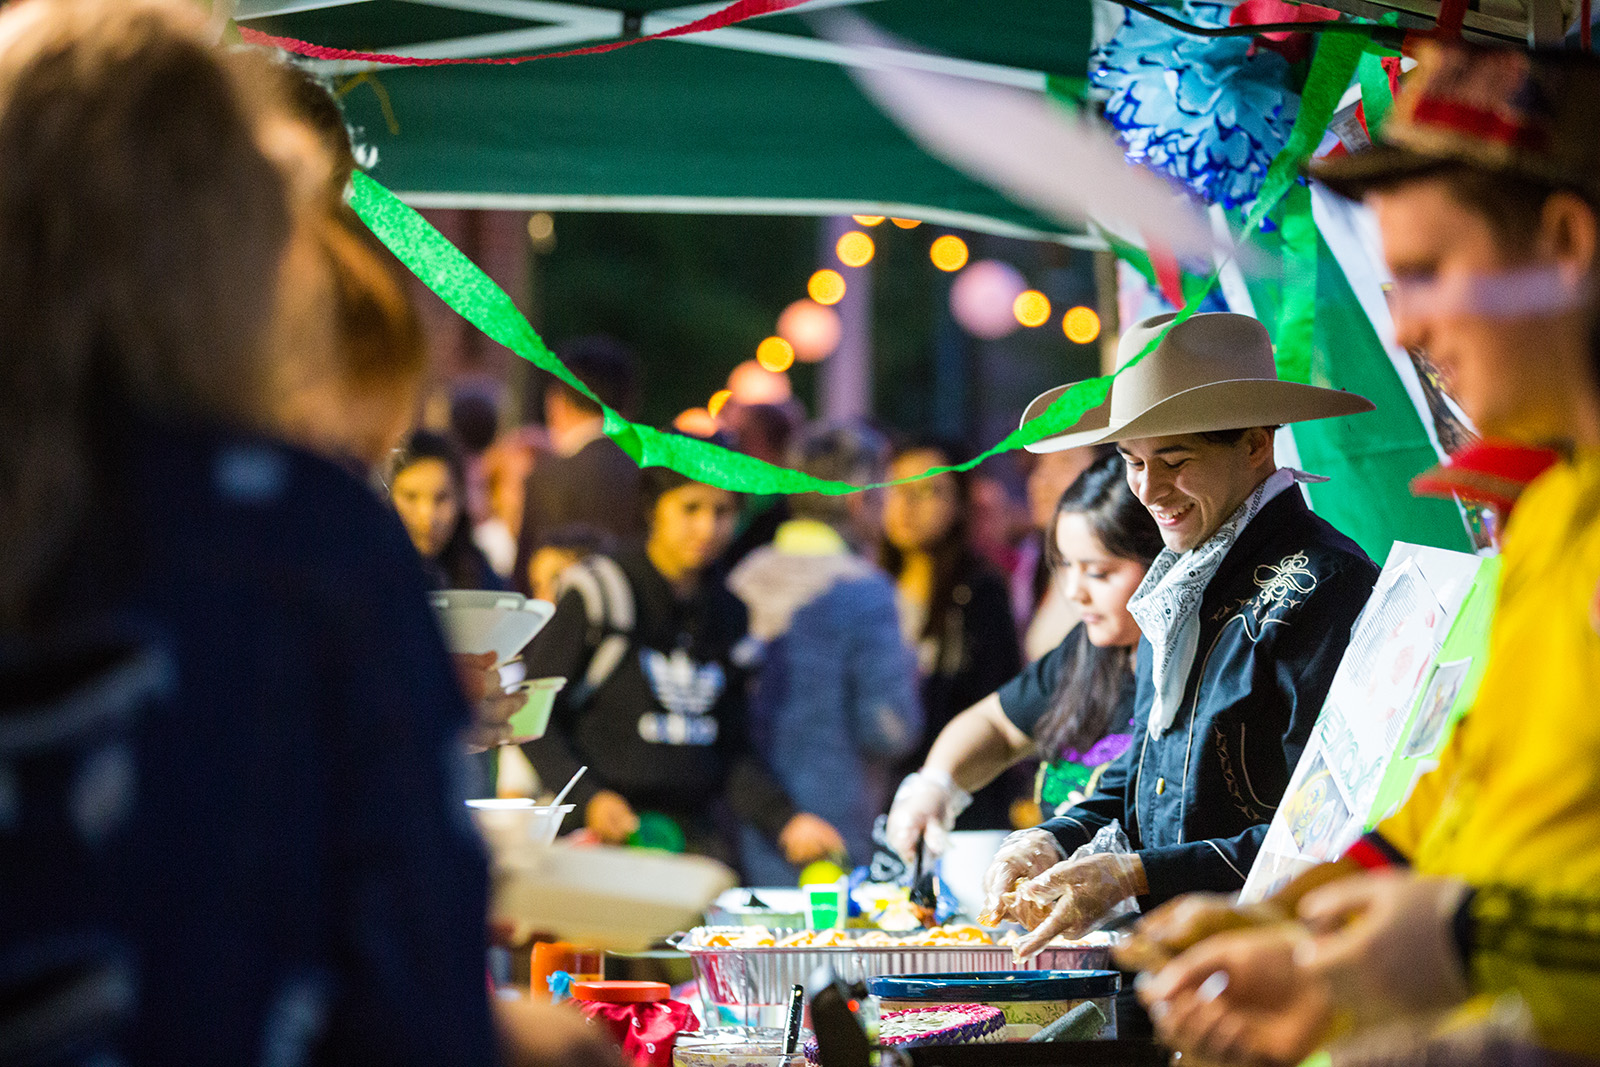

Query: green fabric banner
left=1294, top=234, right=1473, bottom=557
left=1357, top=51, right=1395, bottom=140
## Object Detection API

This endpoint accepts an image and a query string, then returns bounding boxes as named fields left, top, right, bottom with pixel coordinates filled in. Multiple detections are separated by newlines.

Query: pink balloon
left=727, top=360, right=794, bottom=406
left=950, top=260, right=1026, bottom=340
left=777, top=299, right=842, bottom=362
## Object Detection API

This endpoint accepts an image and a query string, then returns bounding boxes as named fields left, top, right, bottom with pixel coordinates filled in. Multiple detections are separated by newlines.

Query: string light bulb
left=929, top=235, right=969, bottom=272
left=1064, top=306, right=1102, bottom=344
left=808, top=269, right=847, bottom=306
left=1014, top=290, right=1051, bottom=328
left=836, top=231, right=875, bottom=268
left=756, top=336, right=796, bottom=373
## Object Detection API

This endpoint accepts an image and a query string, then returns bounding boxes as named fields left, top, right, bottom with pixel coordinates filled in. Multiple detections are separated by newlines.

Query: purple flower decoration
left=1092, top=1, right=1299, bottom=209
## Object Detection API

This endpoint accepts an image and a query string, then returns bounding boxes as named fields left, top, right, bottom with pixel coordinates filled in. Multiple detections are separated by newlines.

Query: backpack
left=552, top=555, right=636, bottom=711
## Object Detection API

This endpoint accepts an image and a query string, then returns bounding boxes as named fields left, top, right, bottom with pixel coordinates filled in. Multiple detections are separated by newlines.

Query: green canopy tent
left=238, top=0, right=1479, bottom=559
left=237, top=0, right=1101, bottom=244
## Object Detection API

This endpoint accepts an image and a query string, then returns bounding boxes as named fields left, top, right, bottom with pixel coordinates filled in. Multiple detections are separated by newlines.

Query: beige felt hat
left=1021, top=312, right=1374, bottom=454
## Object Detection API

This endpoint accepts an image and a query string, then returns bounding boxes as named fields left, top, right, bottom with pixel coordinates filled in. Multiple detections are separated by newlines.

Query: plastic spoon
left=549, top=765, right=588, bottom=810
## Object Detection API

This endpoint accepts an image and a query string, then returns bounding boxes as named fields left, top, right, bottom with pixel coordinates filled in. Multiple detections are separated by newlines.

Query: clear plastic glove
left=978, top=828, right=1066, bottom=926
left=886, top=769, right=972, bottom=861
left=1012, top=852, right=1148, bottom=961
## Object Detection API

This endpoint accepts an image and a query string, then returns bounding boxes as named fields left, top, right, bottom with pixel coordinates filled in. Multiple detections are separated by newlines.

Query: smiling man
left=982, top=312, right=1380, bottom=953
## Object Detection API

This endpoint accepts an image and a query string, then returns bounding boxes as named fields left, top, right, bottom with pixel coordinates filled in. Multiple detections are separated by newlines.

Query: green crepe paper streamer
left=1045, top=73, right=1088, bottom=111
left=1275, top=184, right=1318, bottom=385
left=348, top=30, right=1363, bottom=495
left=1356, top=50, right=1394, bottom=140
left=349, top=171, right=1118, bottom=494
left=1240, top=31, right=1365, bottom=238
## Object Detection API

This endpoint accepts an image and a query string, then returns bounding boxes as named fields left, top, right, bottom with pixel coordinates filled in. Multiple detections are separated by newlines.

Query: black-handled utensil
left=909, top=833, right=938, bottom=927
left=783, top=983, right=805, bottom=1056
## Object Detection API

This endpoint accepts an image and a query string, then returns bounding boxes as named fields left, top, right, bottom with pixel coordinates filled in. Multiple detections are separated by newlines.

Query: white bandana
left=1128, top=468, right=1326, bottom=740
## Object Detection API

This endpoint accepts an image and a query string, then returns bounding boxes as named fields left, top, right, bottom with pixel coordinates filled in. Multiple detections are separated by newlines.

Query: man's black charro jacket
left=1041, top=486, right=1380, bottom=905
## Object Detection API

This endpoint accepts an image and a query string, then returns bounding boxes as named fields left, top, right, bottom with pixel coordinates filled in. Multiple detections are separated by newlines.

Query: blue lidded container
left=867, top=971, right=1121, bottom=1041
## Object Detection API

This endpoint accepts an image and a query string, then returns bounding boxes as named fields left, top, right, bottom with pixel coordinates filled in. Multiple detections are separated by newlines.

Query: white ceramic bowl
left=429, top=590, right=555, bottom=668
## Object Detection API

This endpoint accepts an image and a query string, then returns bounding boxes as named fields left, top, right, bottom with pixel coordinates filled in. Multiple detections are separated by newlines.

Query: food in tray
left=994, top=928, right=1114, bottom=949
left=684, top=923, right=1113, bottom=950
left=698, top=928, right=778, bottom=948
left=688, top=923, right=1014, bottom=949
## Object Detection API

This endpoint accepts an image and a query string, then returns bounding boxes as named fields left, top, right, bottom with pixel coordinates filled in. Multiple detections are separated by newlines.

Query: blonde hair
left=0, top=0, right=292, bottom=623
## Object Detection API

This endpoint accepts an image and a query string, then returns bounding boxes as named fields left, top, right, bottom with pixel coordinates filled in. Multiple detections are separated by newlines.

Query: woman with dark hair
left=880, top=441, right=1024, bottom=831
left=390, top=429, right=502, bottom=590
left=519, top=443, right=845, bottom=873
left=887, top=453, right=1162, bottom=859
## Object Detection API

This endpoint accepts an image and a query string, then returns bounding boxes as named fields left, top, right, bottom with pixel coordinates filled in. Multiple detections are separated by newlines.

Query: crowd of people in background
left=394, top=324, right=1139, bottom=880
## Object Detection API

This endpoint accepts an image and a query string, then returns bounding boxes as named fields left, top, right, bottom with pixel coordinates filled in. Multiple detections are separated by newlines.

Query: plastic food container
left=672, top=1033, right=807, bottom=1067
left=466, top=799, right=575, bottom=857
left=507, top=676, right=565, bottom=739
left=868, top=970, right=1121, bottom=1041
left=429, top=589, right=555, bottom=667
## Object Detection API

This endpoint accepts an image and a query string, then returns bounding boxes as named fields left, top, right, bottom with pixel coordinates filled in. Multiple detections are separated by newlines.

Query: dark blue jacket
left=1042, top=489, right=1379, bottom=905
left=5, top=420, right=496, bottom=1066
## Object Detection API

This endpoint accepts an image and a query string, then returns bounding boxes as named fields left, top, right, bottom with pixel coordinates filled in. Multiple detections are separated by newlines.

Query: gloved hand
left=978, top=828, right=1066, bottom=926
left=886, top=769, right=973, bottom=861
left=1012, top=852, right=1148, bottom=961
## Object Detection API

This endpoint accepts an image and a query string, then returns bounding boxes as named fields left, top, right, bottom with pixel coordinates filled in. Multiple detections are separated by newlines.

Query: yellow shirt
left=1379, top=450, right=1600, bottom=1053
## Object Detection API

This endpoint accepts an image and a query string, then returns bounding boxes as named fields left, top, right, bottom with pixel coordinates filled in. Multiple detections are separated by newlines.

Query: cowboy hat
left=1021, top=312, right=1374, bottom=454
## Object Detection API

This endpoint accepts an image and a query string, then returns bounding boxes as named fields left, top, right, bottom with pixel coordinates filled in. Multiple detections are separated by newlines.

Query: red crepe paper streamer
left=1229, top=0, right=1343, bottom=63
left=1148, top=243, right=1185, bottom=310
left=239, top=0, right=812, bottom=66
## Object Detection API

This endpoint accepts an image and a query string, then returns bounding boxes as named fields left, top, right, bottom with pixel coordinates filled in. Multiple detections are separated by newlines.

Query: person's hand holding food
left=1295, top=871, right=1473, bottom=1023
left=1138, top=923, right=1330, bottom=1067
left=1010, top=852, right=1147, bottom=960
left=453, top=651, right=527, bottom=753
left=978, top=828, right=1067, bottom=926
left=1116, top=859, right=1358, bottom=971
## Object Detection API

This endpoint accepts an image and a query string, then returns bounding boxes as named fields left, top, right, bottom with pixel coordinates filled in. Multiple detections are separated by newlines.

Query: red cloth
left=577, top=999, right=699, bottom=1067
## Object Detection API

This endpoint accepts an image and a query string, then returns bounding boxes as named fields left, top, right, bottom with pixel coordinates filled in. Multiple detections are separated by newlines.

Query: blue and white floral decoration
left=1092, top=1, right=1299, bottom=210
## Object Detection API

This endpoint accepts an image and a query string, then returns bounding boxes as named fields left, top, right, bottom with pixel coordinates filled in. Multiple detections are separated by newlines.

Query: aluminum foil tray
left=669, top=929, right=1112, bottom=1029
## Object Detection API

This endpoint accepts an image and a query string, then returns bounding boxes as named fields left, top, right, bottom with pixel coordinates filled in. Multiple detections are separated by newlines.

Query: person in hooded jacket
left=728, top=423, right=923, bottom=884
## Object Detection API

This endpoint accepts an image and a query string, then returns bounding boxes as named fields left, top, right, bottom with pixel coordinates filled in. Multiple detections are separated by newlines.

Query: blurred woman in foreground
left=0, top=3, right=496, bottom=1061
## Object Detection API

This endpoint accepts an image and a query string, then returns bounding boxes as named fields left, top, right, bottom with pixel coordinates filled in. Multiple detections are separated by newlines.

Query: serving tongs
left=909, top=833, right=938, bottom=928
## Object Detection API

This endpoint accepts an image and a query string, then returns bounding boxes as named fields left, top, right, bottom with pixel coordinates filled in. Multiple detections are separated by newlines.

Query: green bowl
left=508, top=677, right=566, bottom=740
